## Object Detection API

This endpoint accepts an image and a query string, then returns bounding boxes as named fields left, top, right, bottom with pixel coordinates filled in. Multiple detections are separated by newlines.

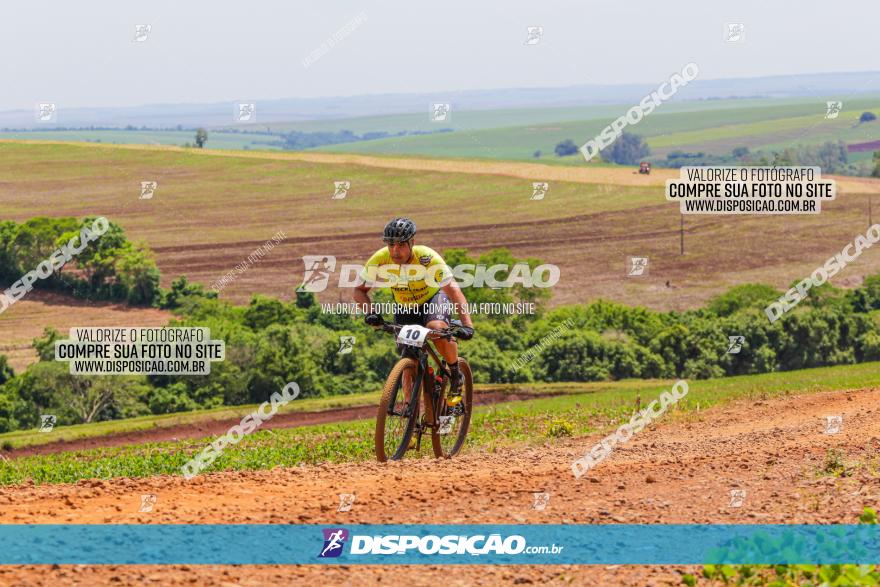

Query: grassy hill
left=0, top=141, right=878, bottom=314
left=0, top=129, right=278, bottom=150
left=316, top=97, right=880, bottom=162
left=4, top=97, right=878, bottom=164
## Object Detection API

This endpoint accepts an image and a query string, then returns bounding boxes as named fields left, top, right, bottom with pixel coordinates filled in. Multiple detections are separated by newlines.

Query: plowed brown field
left=1, top=385, right=877, bottom=586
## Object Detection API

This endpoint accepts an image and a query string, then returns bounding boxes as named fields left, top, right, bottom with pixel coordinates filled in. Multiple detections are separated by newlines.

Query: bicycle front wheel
left=431, top=358, right=473, bottom=459
left=375, top=358, right=420, bottom=462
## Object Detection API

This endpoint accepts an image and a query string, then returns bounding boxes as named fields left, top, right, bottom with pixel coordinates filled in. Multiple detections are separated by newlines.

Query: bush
left=147, top=382, right=200, bottom=414
left=554, top=140, right=578, bottom=157
left=0, top=354, right=13, bottom=386
left=547, top=419, right=574, bottom=438
left=158, top=276, right=217, bottom=310
left=707, top=284, right=781, bottom=317
left=3, top=250, right=880, bottom=433
left=602, top=132, right=650, bottom=165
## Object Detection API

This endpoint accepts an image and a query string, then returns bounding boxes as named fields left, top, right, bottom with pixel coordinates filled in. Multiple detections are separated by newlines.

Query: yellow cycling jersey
left=360, top=245, right=452, bottom=305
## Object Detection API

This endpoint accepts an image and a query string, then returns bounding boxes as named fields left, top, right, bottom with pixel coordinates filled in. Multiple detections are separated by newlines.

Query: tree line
left=0, top=218, right=879, bottom=432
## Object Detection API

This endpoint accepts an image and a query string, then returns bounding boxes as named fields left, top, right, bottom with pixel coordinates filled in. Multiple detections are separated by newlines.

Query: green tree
left=243, top=295, right=291, bottom=330
left=873, top=151, right=880, bottom=178
left=554, top=139, right=578, bottom=157
left=860, top=111, right=877, bottom=123
left=248, top=324, right=323, bottom=401
left=60, top=217, right=129, bottom=298
left=117, top=244, right=161, bottom=305
left=0, top=354, right=13, bottom=385
left=158, top=276, right=217, bottom=310
left=295, top=290, right=316, bottom=309
left=0, top=220, right=20, bottom=282
left=195, top=128, right=208, bottom=148
left=33, top=327, right=62, bottom=361
left=602, top=132, right=650, bottom=165
left=0, top=385, right=31, bottom=433
left=9, top=217, right=79, bottom=280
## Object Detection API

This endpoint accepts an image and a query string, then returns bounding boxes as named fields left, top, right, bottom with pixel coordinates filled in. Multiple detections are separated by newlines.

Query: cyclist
left=354, top=217, right=474, bottom=403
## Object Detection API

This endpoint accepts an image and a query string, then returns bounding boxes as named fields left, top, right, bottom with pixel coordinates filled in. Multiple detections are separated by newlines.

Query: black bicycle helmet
left=382, top=217, right=416, bottom=243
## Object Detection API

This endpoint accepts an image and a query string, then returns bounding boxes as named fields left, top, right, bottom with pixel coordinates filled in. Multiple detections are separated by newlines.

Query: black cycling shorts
left=394, top=291, right=453, bottom=356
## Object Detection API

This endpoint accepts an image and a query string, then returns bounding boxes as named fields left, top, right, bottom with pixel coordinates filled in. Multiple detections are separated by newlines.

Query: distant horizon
left=1, top=69, right=879, bottom=115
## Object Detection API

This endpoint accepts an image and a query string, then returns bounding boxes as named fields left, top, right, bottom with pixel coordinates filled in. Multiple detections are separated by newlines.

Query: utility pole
left=680, top=214, right=685, bottom=255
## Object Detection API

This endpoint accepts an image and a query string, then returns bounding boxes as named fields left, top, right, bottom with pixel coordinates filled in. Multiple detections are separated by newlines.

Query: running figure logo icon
left=727, top=335, right=745, bottom=354
left=133, top=24, right=152, bottom=42
left=236, top=103, right=256, bottom=122
left=825, top=101, right=843, bottom=119
left=297, top=255, right=336, bottom=292
left=332, top=181, right=350, bottom=199
left=430, top=103, right=450, bottom=122
left=140, top=181, right=158, bottom=200
left=39, top=415, right=57, bottom=432
left=438, top=415, right=454, bottom=435
left=37, top=103, right=57, bottom=122
left=725, top=23, right=745, bottom=43
left=337, top=493, right=356, bottom=512
left=338, top=336, right=356, bottom=355
left=627, top=256, right=649, bottom=276
left=533, top=492, right=550, bottom=511
left=729, top=489, right=746, bottom=508
left=318, top=528, right=349, bottom=558
left=531, top=182, right=549, bottom=200
left=139, top=494, right=157, bottom=513
left=824, top=415, right=843, bottom=434
left=524, top=26, right=543, bottom=45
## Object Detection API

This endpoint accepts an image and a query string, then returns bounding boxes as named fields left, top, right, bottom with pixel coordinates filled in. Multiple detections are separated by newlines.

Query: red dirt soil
left=847, top=140, right=880, bottom=153
left=0, top=386, right=878, bottom=585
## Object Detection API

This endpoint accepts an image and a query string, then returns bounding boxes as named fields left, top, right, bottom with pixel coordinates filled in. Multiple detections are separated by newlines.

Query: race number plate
left=397, top=324, right=431, bottom=348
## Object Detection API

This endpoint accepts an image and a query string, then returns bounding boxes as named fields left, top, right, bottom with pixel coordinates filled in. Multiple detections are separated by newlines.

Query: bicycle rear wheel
left=431, top=358, right=473, bottom=458
left=375, top=358, right=420, bottom=462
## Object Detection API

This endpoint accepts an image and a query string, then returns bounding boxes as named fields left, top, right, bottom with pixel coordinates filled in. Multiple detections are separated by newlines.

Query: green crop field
left=1, top=362, right=877, bottom=485
left=252, top=97, right=825, bottom=135
left=0, top=130, right=279, bottom=150
left=0, top=381, right=601, bottom=451
left=317, top=97, right=880, bottom=162
left=5, top=96, right=878, bottom=164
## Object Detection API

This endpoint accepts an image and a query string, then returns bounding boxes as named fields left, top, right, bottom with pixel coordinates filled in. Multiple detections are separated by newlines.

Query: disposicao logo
left=318, top=528, right=349, bottom=558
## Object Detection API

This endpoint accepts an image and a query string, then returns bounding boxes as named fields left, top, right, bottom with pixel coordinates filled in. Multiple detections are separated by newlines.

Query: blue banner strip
left=0, top=524, right=877, bottom=565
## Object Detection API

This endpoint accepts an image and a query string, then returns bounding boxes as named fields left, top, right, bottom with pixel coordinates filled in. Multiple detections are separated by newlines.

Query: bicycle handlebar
left=379, top=321, right=465, bottom=341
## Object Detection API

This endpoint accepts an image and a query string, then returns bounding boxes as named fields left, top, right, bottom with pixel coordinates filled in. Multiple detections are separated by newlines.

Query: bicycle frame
left=374, top=319, right=472, bottom=462
left=392, top=340, right=450, bottom=421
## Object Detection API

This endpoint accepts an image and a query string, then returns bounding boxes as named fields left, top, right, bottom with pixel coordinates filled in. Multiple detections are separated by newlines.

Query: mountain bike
left=374, top=319, right=473, bottom=462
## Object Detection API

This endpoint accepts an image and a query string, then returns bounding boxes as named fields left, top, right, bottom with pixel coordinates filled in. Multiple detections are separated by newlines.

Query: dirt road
left=1, top=385, right=877, bottom=585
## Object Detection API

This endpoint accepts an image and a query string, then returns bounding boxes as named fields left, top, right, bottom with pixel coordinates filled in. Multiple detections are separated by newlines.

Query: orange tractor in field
left=639, top=161, right=651, bottom=174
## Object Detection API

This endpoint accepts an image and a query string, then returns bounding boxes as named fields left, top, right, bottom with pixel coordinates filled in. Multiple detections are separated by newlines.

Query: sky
left=1, top=0, right=877, bottom=110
